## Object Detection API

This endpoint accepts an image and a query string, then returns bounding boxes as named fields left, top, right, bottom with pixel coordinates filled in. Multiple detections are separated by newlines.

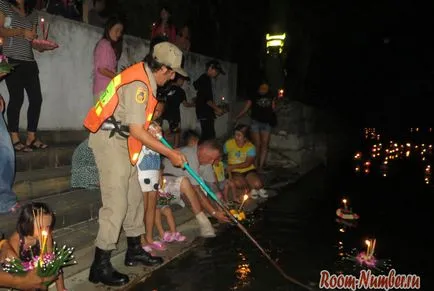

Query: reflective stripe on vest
left=83, top=62, right=158, bottom=166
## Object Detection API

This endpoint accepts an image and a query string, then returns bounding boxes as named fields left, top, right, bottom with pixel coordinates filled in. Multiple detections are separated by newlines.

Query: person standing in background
left=161, top=73, right=194, bottom=148
left=0, top=0, right=49, bottom=152
left=70, top=15, right=124, bottom=190
left=87, top=0, right=107, bottom=28
left=175, top=24, right=191, bottom=52
left=0, top=78, right=19, bottom=214
left=235, top=81, right=277, bottom=171
left=92, top=15, right=123, bottom=100
left=193, top=60, right=225, bottom=140
left=150, top=6, right=176, bottom=49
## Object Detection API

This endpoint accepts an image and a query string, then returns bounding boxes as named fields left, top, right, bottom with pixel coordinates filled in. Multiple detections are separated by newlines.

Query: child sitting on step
left=212, top=159, right=237, bottom=203
left=0, top=202, right=67, bottom=291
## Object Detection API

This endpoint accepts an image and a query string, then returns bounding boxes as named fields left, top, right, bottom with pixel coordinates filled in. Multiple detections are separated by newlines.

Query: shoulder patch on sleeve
left=135, top=87, right=148, bottom=104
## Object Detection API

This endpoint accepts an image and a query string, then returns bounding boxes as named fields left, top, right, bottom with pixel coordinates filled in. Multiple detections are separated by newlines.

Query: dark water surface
left=134, top=128, right=434, bottom=291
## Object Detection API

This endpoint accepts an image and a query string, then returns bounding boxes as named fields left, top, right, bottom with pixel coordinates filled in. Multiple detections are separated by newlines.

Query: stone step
left=16, top=145, right=77, bottom=172
left=18, top=130, right=88, bottom=146
left=13, top=166, right=72, bottom=201
left=0, top=189, right=101, bottom=238
left=48, top=206, right=197, bottom=291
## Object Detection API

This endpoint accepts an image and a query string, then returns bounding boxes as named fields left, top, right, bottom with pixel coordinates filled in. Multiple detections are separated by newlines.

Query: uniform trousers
left=89, top=131, right=145, bottom=250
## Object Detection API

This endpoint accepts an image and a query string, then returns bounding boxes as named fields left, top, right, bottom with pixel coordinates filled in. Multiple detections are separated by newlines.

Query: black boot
left=124, top=236, right=164, bottom=266
left=88, top=247, right=129, bottom=286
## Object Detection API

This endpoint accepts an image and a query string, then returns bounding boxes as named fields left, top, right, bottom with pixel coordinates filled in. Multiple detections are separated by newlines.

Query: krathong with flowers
left=0, top=55, right=16, bottom=73
left=1, top=208, right=76, bottom=286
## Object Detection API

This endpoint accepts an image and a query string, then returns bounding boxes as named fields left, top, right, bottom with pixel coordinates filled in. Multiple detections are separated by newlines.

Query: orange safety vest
left=83, top=62, right=158, bottom=165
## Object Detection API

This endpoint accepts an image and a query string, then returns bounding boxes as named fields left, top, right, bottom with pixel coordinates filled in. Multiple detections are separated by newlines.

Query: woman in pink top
left=93, top=15, right=124, bottom=99
left=70, top=16, right=124, bottom=191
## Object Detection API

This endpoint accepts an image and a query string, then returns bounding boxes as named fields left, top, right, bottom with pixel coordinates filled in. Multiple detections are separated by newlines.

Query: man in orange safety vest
left=83, top=42, right=187, bottom=287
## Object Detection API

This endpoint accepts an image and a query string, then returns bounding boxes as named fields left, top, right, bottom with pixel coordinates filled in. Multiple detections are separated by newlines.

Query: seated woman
left=224, top=124, right=268, bottom=199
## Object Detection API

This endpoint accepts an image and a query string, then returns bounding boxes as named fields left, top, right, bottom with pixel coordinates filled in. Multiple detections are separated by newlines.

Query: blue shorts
left=251, top=120, right=271, bottom=133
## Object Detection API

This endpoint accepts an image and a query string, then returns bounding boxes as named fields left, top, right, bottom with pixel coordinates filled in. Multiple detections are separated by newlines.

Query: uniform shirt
left=224, top=138, right=256, bottom=173
left=88, top=63, right=157, bottom=150
left=112, top=64, right=157, bottom=126
left=163, top=146, right=215, bottom=185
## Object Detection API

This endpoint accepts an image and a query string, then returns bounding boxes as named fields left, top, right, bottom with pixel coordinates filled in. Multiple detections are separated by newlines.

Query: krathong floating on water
left=340, top=239, right=392, bottom=274
left=355, top=128, right=433, bottom=184
left=336, top=198, right=360, bottom=220
left=230, top=209, right=246, bottom=221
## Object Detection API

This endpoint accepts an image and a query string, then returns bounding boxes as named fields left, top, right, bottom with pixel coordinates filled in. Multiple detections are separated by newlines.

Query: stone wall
left=232, top=100, right=328, bottom=175
left=267, top=101, right=328, bottom=174
left=0, top=12, right=237, bottom=138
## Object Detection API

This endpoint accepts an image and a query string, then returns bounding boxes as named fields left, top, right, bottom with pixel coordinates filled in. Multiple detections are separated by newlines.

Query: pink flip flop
left=171, top=232, right=187, bottom=242
left=162, top=231, right=174, bottom=243
left=148, top=241, right=166, bottom=251
left=142, top=245, right=157, bottom=256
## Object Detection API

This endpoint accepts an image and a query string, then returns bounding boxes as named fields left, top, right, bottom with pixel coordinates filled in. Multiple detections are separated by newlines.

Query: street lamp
left=266, top=33, right=286, bottom=54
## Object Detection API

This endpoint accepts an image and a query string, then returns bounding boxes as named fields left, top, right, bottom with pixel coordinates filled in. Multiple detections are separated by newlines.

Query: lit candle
left=40, top=18, right=45, bottom=39
left=365, top=239, right=371, bottom=257
left=238, top=194, right=249, bottom=211
left=370, top=239, right=376, bottom=257
left=39, top=230, right=48, bottom=265
left=342, top=199, right=348, bottom=210
left=44, top=23, right=50, bottom=40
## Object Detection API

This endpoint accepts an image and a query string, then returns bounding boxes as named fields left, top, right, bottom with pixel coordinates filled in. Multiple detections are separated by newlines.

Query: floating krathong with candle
left=229, top=194, right=249, bottom=221
left=336, top=198, right=360, bottom=220
left=338, top=239, right=392, bottom=274
left=230, top=209, right=246, bottom=221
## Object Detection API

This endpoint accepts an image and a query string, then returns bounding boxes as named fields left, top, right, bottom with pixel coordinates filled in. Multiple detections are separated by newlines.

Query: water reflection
left=354, top=128, right=434, bottom=184
left=133, top=127, right=433, bottom=291
left=231, top=252, right=251, bottom=290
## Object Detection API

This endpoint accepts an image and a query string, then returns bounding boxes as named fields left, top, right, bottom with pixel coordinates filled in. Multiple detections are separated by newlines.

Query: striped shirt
left=0, top=0, right=38, bottom=61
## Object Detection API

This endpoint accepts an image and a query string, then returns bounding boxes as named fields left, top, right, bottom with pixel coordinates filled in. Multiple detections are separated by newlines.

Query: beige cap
left=152, top=42, right=188, bottom=77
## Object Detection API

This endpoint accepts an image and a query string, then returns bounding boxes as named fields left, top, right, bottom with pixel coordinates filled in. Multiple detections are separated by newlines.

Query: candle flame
left=41, top=18, right=45, bottom=22
left=342, top=199, right=347, bottom=204
left=243, top=194, right=249, bottom=201
left=41, top=230, right=48, bottom=236
left=365, top=240, right=371, bottom=247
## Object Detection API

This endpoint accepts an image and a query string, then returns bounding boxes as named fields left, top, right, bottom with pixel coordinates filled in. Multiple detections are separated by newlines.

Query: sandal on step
left=142, top=245, right=157, bottom=256
left=148, top=241, right=166, bottom=251
left=13, top=141, right=32, bottom=152
left=27, top=139, right=48, bottom=150
left=162, top=231, right=174, bottom=243
left=171, top=232, right=187, bottom=242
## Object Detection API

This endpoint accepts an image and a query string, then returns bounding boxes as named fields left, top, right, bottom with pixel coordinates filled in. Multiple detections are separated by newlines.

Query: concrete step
left=18, top=130, right=88, bottom=146
left=0, top=189, right=101, bottom=237
left=47, top=206, right=197, bottom=291
left=16, top=145, right=77, bottom=172
left=13, top=166, right=72, bottom=201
